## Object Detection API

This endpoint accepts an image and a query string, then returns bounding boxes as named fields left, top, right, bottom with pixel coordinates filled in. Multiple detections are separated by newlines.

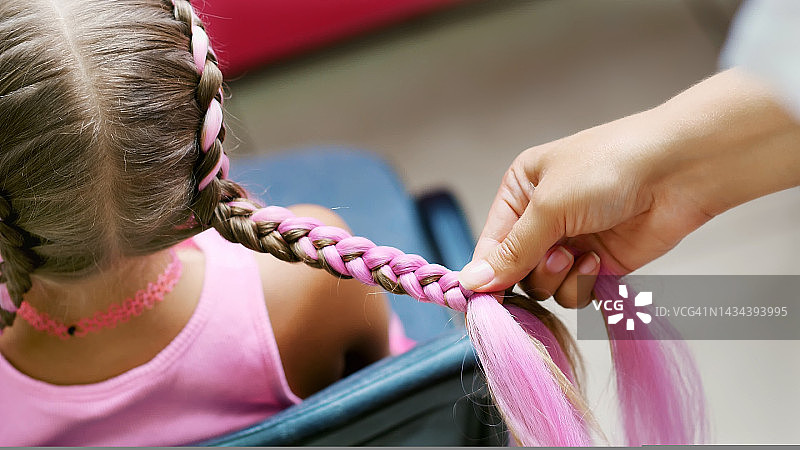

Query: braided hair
left=0, top=192, right=40, bottom=326
left=166, top=4, right=707, bottom=445
left=168, top=2, right=594, bottom=444
left=0, top=0, right=706, bottom=446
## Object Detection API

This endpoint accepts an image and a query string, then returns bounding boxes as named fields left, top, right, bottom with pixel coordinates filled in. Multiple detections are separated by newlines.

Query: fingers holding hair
left=552, top=251, right=600, bottom=309
left=459, top=151, right=565, bottom=292
left=518, top=245, right=574, bottom=301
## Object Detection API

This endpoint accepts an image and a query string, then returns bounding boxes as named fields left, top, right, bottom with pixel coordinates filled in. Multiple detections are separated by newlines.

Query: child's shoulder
left=253, top=204, right=354, bottom=326
left=252, top=203, right=351, bottom=304
left=251, top=204, right=390, bottom=398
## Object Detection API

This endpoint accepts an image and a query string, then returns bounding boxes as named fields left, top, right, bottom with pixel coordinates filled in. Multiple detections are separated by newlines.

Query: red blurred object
left=191, top=0, right=463, bottom=78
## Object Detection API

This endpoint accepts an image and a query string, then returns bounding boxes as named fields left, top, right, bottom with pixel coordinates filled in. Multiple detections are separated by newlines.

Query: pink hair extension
left=470, top=302, right=593, bottom=445
left=226, top=201, right=590, bottom=446
left=505, top=304, right=574, bottom=383
left=595, top=272, right=709, bottom=445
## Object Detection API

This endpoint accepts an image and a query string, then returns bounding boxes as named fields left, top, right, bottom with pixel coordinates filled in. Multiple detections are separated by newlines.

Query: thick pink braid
left=228, top=201, right=477, bottom=311
left=222, top=199, right=592, bottom=446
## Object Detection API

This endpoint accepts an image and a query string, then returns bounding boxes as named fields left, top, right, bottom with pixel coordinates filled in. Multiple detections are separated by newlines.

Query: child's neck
left=0, top=246, right=205, bottom=385
left=23, top=249, right=174, bottom=322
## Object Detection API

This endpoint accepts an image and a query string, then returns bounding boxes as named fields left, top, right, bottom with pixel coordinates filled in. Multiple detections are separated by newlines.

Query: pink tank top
left=0, top=229, right=414, bottom=445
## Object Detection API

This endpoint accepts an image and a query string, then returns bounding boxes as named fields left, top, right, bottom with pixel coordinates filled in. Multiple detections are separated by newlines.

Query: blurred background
left=198, top=0, right=799, bottom=444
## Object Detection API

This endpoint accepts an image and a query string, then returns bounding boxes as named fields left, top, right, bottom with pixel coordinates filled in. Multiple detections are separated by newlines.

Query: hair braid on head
left=213, top=199, right=473, bottom=309
left=0, top=191, right=42, bottom=329
left=170, top=0, right=237, bottom=227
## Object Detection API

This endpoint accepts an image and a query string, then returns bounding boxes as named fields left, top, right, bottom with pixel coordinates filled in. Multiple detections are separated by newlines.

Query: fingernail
left=578, top=252, right=600, bottom=274
left=459, top=260, right=495, bottom=290
left=545, top=246, right=571, bottom=273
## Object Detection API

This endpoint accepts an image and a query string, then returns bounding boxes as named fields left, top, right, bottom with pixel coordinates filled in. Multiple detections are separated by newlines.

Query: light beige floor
left=225, top=0, right=799, bottom=444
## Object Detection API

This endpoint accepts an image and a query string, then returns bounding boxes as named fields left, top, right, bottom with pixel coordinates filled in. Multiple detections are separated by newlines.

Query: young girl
left=0, top=0, right=707, bottom=446
left=0, top=0, right=412, bottom=445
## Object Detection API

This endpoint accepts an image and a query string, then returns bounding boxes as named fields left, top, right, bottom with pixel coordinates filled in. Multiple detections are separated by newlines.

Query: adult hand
left=459, top=69, right=800, bottom=308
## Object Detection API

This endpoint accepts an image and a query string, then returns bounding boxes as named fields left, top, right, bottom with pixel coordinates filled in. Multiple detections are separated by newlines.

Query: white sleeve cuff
left=720, top=0, right=800, bottom=120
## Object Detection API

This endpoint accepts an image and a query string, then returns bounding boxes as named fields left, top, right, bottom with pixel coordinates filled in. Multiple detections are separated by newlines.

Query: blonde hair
left=0, top=0, right=242, bottom=327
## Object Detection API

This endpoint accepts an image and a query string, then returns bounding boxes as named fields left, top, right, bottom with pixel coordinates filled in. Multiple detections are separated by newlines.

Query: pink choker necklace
left=17, top=248, right=183, bottom=340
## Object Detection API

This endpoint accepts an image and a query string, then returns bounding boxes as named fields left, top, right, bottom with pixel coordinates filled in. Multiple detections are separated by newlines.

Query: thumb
left=459, top=200, right=562, bottom=292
